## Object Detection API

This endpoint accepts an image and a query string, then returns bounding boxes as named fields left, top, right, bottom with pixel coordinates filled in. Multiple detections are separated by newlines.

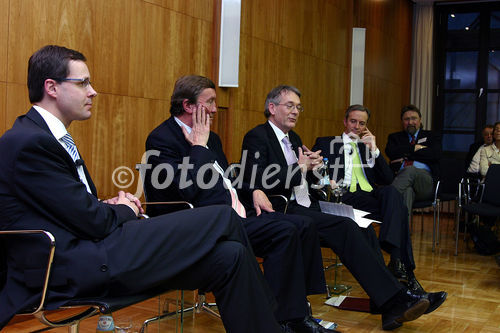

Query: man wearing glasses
left=241, top=85, right=441, bottom=330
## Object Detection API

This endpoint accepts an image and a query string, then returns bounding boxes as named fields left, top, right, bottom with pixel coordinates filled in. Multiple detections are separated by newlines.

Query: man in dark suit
left=312, top=105, right=446, bottom=299
left=0, top=45, right=282, bottom=333
left=144, top=75, right=335, bottom=333
left=241, top=85, right=445, bottom=330
left=385, top=105, right=442, bottom=219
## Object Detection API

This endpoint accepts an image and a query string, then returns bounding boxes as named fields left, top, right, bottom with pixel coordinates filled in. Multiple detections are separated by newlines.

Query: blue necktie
left=61, top=133, right=80, bottom=162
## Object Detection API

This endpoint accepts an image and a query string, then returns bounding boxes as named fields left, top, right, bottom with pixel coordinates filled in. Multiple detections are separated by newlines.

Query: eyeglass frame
left=273, top=102, right=304, bottom=113
left=54, top=77, right=92, bottom=88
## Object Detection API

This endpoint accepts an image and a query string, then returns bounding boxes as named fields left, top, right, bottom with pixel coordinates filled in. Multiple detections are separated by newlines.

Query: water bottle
left=320, top=157, right=330, bottom=187
left=96, top=314, right=115, bottom=332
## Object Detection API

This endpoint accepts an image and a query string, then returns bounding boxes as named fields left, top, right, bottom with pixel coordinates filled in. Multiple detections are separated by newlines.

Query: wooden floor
left=4, top=212, right=500, bottom=332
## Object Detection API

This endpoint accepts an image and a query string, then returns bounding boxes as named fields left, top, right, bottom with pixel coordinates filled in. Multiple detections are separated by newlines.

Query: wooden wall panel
left=0, top=83, right=5, bottom=134
left=355, top=0, right=413, bottom=156
left=5, top=83, right=31, bottom=130
left=7, top=0, right=95, bottom=85
left=229, top=0, right=354, bottom=162
left=0, top=0, right=7, bottom=83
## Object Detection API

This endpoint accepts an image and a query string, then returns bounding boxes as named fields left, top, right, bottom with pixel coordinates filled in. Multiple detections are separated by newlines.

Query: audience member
left=466, top=125, right=493, bottom=176
left=385, top=105, right=442, bottom=220
left=479, top=122, right=500, bottom=178
left=144, top=75, right=334, bottom=333
left=241, top=85, right=446, bottom=331
left=0, top=46, right=282, bottom=333
left=313, top=105, right=444, bottom=297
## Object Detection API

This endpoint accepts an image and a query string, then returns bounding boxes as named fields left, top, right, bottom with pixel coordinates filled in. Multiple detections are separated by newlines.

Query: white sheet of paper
left=318, top=201, right=382, bottom=228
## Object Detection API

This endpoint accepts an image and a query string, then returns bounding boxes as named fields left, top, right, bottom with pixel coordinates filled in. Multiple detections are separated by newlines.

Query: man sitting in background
left=385, top=105, right=441, bottom=221
left=466, top=124, right=493, bottom=177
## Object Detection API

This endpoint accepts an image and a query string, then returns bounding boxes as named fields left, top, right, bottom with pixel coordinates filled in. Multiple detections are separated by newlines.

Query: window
left=434, top=2, right=500, bottom=153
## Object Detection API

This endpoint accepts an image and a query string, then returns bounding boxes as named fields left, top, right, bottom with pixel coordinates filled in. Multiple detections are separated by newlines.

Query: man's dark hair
left=400, top=104, right=422, bottom=119
left=484, top=124, right=494, bottom=131
left=345, top=104, right=371, bottom=120
left=170, top=75, right=216, bottom=116
left=28, top=45, right=86, bottom=103
left=264, top=85, right=301, bottom=118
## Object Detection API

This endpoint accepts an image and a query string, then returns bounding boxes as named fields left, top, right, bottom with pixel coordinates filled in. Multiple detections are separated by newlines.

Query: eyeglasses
left=275, top=103, right=304, bottom=113
left=57, top=77, right=92, bottom=88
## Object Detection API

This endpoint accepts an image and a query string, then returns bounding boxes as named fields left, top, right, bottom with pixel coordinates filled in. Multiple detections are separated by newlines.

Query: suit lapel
left=264, top=122, right=289, bottom=167
left=25, top=108, right=83, bottom=182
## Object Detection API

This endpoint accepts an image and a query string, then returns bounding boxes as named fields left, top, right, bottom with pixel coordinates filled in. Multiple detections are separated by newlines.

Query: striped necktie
left=61, top=133, right=80, bottom=162
left=282, top=136, right=311, bottom=207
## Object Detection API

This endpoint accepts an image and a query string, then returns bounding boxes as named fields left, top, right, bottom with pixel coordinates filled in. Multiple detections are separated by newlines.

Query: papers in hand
left=318, top=201, right=382, bottom=228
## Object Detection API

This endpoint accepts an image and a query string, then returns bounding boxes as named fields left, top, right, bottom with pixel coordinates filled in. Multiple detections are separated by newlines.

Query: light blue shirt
left=401, top=129, right=431, bottom=173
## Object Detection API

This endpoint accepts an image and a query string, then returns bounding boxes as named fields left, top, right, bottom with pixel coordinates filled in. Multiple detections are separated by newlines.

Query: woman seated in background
left=479, top=121, right=500, bottom=178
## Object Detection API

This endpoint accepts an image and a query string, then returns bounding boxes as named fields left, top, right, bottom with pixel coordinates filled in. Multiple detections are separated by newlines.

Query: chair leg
left=68, top=322, right=79, bottom=333
left=455, top=202, right=461, bottom=256
left=436, top=199, right=441, bottom=246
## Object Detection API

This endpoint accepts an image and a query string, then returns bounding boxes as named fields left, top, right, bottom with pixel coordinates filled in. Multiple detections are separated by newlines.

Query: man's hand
left=414, top=144, right=427, bottom=151
left=182, top=103, right=210, bottom=146
left=298, top=145, right=323, bottom=172
left=360, top=128, right=377, bottom=152
left=104, top=191, right=143, bottom=216
left=252, top=189, right=274, bottom=216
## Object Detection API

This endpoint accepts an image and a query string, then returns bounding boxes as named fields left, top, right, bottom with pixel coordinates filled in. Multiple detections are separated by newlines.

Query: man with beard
left=385, top=105, right=442, bottom=220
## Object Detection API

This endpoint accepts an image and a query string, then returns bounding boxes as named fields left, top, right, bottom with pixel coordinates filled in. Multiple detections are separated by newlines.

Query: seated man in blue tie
left=385, top=105, right=442, bottom=221
left=0, top=45, right=282, bottom=333
left=144, top=75, right=335, bottom=333
left=312, top=105, right=446, bottom=301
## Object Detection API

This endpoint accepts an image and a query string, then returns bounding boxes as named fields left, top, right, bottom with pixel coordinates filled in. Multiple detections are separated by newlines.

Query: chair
left=410, top=158, right=463, bottom=252
left=0, top=229, right=179, bottom=333
left=456, top=164, right=500, bottom=255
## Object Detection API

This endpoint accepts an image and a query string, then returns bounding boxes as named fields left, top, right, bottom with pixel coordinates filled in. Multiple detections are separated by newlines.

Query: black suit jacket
left=385, top=129, right=442, bottom=180
left=241, top=122, right=305, bottom=200
left=145, top=117, right=253, bottom=216
left=0, top=108, right=136, bottom=328
left=312, top=136, right=393, bottom=187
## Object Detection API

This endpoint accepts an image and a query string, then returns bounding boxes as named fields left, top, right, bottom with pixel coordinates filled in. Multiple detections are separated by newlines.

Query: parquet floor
left=4, top=211, right=500, bottom=332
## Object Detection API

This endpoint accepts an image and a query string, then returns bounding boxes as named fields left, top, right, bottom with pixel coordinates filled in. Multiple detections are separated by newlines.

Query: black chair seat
left=413, top=200, right=433, bottom=209
left=462, top=202, right=500, bottom=217
left=439, top=193, right=457, bottom=202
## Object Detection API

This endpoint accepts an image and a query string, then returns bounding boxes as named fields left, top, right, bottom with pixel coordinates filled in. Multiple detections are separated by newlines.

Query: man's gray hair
left=264, top=85, right=301, bottom=118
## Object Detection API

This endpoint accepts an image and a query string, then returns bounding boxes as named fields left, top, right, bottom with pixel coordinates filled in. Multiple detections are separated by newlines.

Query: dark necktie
left=404, top=135, right=416, bottom=167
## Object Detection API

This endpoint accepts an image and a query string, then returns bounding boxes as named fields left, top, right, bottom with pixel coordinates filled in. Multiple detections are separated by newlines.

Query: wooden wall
left=0, top=0, right=412, bottom=199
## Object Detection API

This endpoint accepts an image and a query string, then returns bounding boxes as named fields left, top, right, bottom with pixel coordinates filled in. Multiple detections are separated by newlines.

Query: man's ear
left=182, top=99, right=194, bottom=114
left=268, top=103, right=277, bottom=116
left=44, top=79, right=58, bottom=98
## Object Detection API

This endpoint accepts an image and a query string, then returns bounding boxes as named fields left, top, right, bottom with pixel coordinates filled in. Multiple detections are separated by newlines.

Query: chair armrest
left=268, top=195, right=289, bottom=214
left=142, top=201, right=194, bottom=209
left=0, top=230, right=55, bottom=315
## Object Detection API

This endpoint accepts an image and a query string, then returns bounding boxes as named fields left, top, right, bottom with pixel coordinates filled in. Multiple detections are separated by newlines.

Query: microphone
left=75, top=159, right=84, bottom=167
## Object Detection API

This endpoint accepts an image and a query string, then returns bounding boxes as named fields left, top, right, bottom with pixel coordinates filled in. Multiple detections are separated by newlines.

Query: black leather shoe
left=382, top=290, right=430, bottom=331
left=406, top=275, right=426, bottom=294
left=387, top=258, right=408, bottom=282
left=287, top=316, right=341, bottom=333
left=424, top=291, right=447, bottom=314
